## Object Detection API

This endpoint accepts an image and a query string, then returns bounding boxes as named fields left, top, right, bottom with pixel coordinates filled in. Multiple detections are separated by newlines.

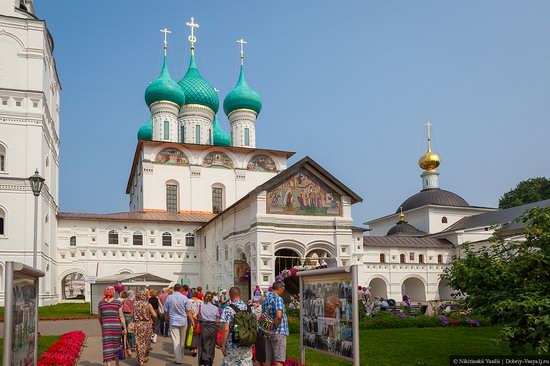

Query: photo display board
left=299, top=266, right=359, bottom=364
left=3, top=262, right=44, bottom=366
left=11, top=272, right=38, bottom=365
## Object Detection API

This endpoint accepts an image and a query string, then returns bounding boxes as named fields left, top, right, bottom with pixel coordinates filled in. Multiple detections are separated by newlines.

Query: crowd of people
left=97, top=281, right=290, bottom=366
left=357, top=286, right=416, bottom=316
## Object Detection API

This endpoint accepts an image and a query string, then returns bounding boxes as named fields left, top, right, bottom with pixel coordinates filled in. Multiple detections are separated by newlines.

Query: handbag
left=194, top=304, right=201, bottom=335
left=158, top=299, right=164, bottom=315
left=258, top=296, right=276, bottom=337
left=186, top=325, right=194, bottom=347
left=127, top=321, right=135, bottom=333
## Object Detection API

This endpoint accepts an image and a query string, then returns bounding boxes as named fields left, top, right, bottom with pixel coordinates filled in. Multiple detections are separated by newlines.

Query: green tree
left=499, top=177, right=550, bottom=209
left=443, top=207, right=550, bottom=354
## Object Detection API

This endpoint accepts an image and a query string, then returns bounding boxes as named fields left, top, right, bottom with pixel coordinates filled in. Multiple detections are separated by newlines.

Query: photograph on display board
left=11, top=275, right=38, bottom=366
left=302, top=276, right=354, bottom=360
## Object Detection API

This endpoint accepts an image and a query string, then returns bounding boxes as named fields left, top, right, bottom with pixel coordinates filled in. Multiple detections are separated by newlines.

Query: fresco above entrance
left=247, top=155, right=277, bottom=172
left=202, top=152, right=235, bottom=169
left=267, top=168, right=341, bottom=216
left=155, top=148, right=189, bottom=166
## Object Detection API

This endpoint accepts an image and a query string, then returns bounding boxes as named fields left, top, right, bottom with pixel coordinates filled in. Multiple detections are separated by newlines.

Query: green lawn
left=0, top=302, right=92, bottom=319
left=286, top=326, right=545, bottom=366
left=0, top=336, right=59, bottom=361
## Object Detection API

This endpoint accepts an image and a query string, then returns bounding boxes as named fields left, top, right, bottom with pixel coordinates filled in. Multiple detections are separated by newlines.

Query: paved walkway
left=1, top=320, right=223, bottom=366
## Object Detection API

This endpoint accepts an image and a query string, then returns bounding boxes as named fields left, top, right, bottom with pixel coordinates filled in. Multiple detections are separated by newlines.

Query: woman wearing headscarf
left=158, top=288, right=169, bottom=337
left=401, top=294, right=412, bottom=307
left=122, top=290, right=136, bottom=353
left=133, top=289, right=157, bottom=366
left=199, top=292, right=219, bottom=366
left=98, top=287, right=127, bottom=365
left=148, top=289, right=160, bottom=343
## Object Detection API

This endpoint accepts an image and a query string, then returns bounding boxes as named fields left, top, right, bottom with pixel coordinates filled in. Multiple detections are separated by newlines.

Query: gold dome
left=419, top=150, right=440, bottom=171
left=418, top=121, right=440, bottom=171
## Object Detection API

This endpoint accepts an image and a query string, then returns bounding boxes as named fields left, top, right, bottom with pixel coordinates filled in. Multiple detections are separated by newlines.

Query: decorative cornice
left=222, top=221, right=353, bottom=240
left=227, top=108, right=257, bottom=118
left=149, top=100, right=180, bottom=109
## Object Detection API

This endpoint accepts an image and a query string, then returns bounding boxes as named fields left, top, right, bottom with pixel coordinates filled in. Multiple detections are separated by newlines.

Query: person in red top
left=197, top=287, right=204, bottom=300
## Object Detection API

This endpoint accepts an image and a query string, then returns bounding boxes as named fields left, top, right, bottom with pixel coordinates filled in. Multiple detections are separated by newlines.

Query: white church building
left=2, top=1, right=538, bottom=306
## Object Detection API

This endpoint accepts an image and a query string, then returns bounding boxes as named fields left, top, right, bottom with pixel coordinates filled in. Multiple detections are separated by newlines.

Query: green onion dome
left=223, top=65, right=262, bottom=116
left=213, top=116, right=231, bottom=146
left=144, top=56, right=185, bottom=107
left=137, top=117, right=152, bottom=141
left=178, top=54, right=219, bottom=113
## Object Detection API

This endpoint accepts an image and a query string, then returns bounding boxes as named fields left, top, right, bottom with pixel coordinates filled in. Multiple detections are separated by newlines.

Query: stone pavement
left=1, top=320, right=223, bottom=366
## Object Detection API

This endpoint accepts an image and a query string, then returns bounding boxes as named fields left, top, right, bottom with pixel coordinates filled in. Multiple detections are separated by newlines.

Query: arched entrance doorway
left=305, top=248, right=331, bottom=267
left=62, top=272, right=85, bottom=300
left=401, top=277, right=426, bottom=302
left=275, top=248, right=301, bottom=297
left=368, top=278, right=388, bottom=299
left=438, top=280, right=454, bottom=300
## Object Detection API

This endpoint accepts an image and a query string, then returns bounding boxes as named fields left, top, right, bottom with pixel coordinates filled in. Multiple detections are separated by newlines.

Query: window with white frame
left=0, top=208, right=5, bottom=236
left=108, top=230, right=119, bottom=245
left=166, top=184, right=178, bottom=213
left=212, top=186, right=224, bottom=214
left=0, top=144, right=6, bottom=172
left=185, top=233, right=195, bottom=247
left=162, top=232, right=172, bottom=246
left=133, top=232, right=143, bottom=246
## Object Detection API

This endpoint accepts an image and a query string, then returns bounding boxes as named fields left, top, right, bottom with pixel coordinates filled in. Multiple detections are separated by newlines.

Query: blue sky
left=36, top=1, right=550, bottom=223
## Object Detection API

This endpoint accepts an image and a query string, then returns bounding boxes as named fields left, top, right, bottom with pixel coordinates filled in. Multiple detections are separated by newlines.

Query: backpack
left=229, top=304, right=257, bottom=346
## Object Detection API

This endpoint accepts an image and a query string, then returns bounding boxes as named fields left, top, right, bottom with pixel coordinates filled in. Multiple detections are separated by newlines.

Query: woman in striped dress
left=98, top=287, right=127, bottom=365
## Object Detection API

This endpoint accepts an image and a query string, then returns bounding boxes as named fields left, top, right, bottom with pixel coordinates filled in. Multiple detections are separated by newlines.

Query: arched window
left=244, top=128, right=250, bottom=146
left=438, top=254, right=444, bottom=264
left=379, top=253, right=386, bottom=263
left=224, top=245, right=228, bottom=261
left=400, top=254, right=406, bottom=264
left=179, top=125, right=185, bottom=143
left=185, top=233, right=195, bottom=247
left=419, top=254, right=424, bottom=264
left=216, top=244, right=219, bottom=262
left=166, top=183, right=178, bottom=213
left=162, top=232, right=172, bottom=246
left=195, top=125, right=201, bottom=144
left=442, top=216, right=448, bottom=224
left=108, top=230, right=119, bottom=245
left=69, top=236, right=76, bottom=246
left=212, top=185, right=224, bottom=214
left=0, top=143, right=6, bottom=172
left=0, top=207, right=5, bottom=236
left=133, top=232, right=143, bottom=246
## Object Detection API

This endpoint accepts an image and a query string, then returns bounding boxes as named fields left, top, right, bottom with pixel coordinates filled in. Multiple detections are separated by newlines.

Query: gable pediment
left=267, top=166, right=342, bottom=216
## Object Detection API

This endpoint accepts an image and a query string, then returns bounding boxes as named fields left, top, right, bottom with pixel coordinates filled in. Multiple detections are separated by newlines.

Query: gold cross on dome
left=160, top=28, right=171, bottom=55
left=186, top=17, right=200, bottom=53
left=237, top=38, right=247, bottom=65
left=425, top=121, right=433, bottom=150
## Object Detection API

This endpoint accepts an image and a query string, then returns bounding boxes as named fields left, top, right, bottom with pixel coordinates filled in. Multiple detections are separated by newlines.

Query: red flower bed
left=37, top=330, right=85, bottom=366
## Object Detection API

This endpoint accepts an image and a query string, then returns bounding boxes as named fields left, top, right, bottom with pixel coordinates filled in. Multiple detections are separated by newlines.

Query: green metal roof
left=223, top=65, right=262, bottom=115
left=213, top=116, right=231, bottom=146
left=144, top=55, right=185, bottom=107
left=178, top=54, right=219, bottom=113
left=137, top=117, right=153, bottom=141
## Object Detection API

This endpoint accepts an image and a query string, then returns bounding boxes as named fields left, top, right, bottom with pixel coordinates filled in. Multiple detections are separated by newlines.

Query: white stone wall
left=133, top=143, right=288, bottom=213
left=360, top=246, right=455, bottom=301
left=56, top=218, right=203, bottom=302
left=229, top=109, right=256, bottom=148
left=178, top=105, right=214, bottom=144
left=151, top=102, right=179, bottom=142
left=0, top=8, right=61, bottom=305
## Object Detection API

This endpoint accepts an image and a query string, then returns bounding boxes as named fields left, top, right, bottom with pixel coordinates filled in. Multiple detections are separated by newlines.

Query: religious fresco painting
left=247, top=155, right=277, bottom=172
left=202, top=152, right=235, bottom=169
left=267, top=168, right=341, bottom=216
left=155, top=148, right=189, bottom=166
